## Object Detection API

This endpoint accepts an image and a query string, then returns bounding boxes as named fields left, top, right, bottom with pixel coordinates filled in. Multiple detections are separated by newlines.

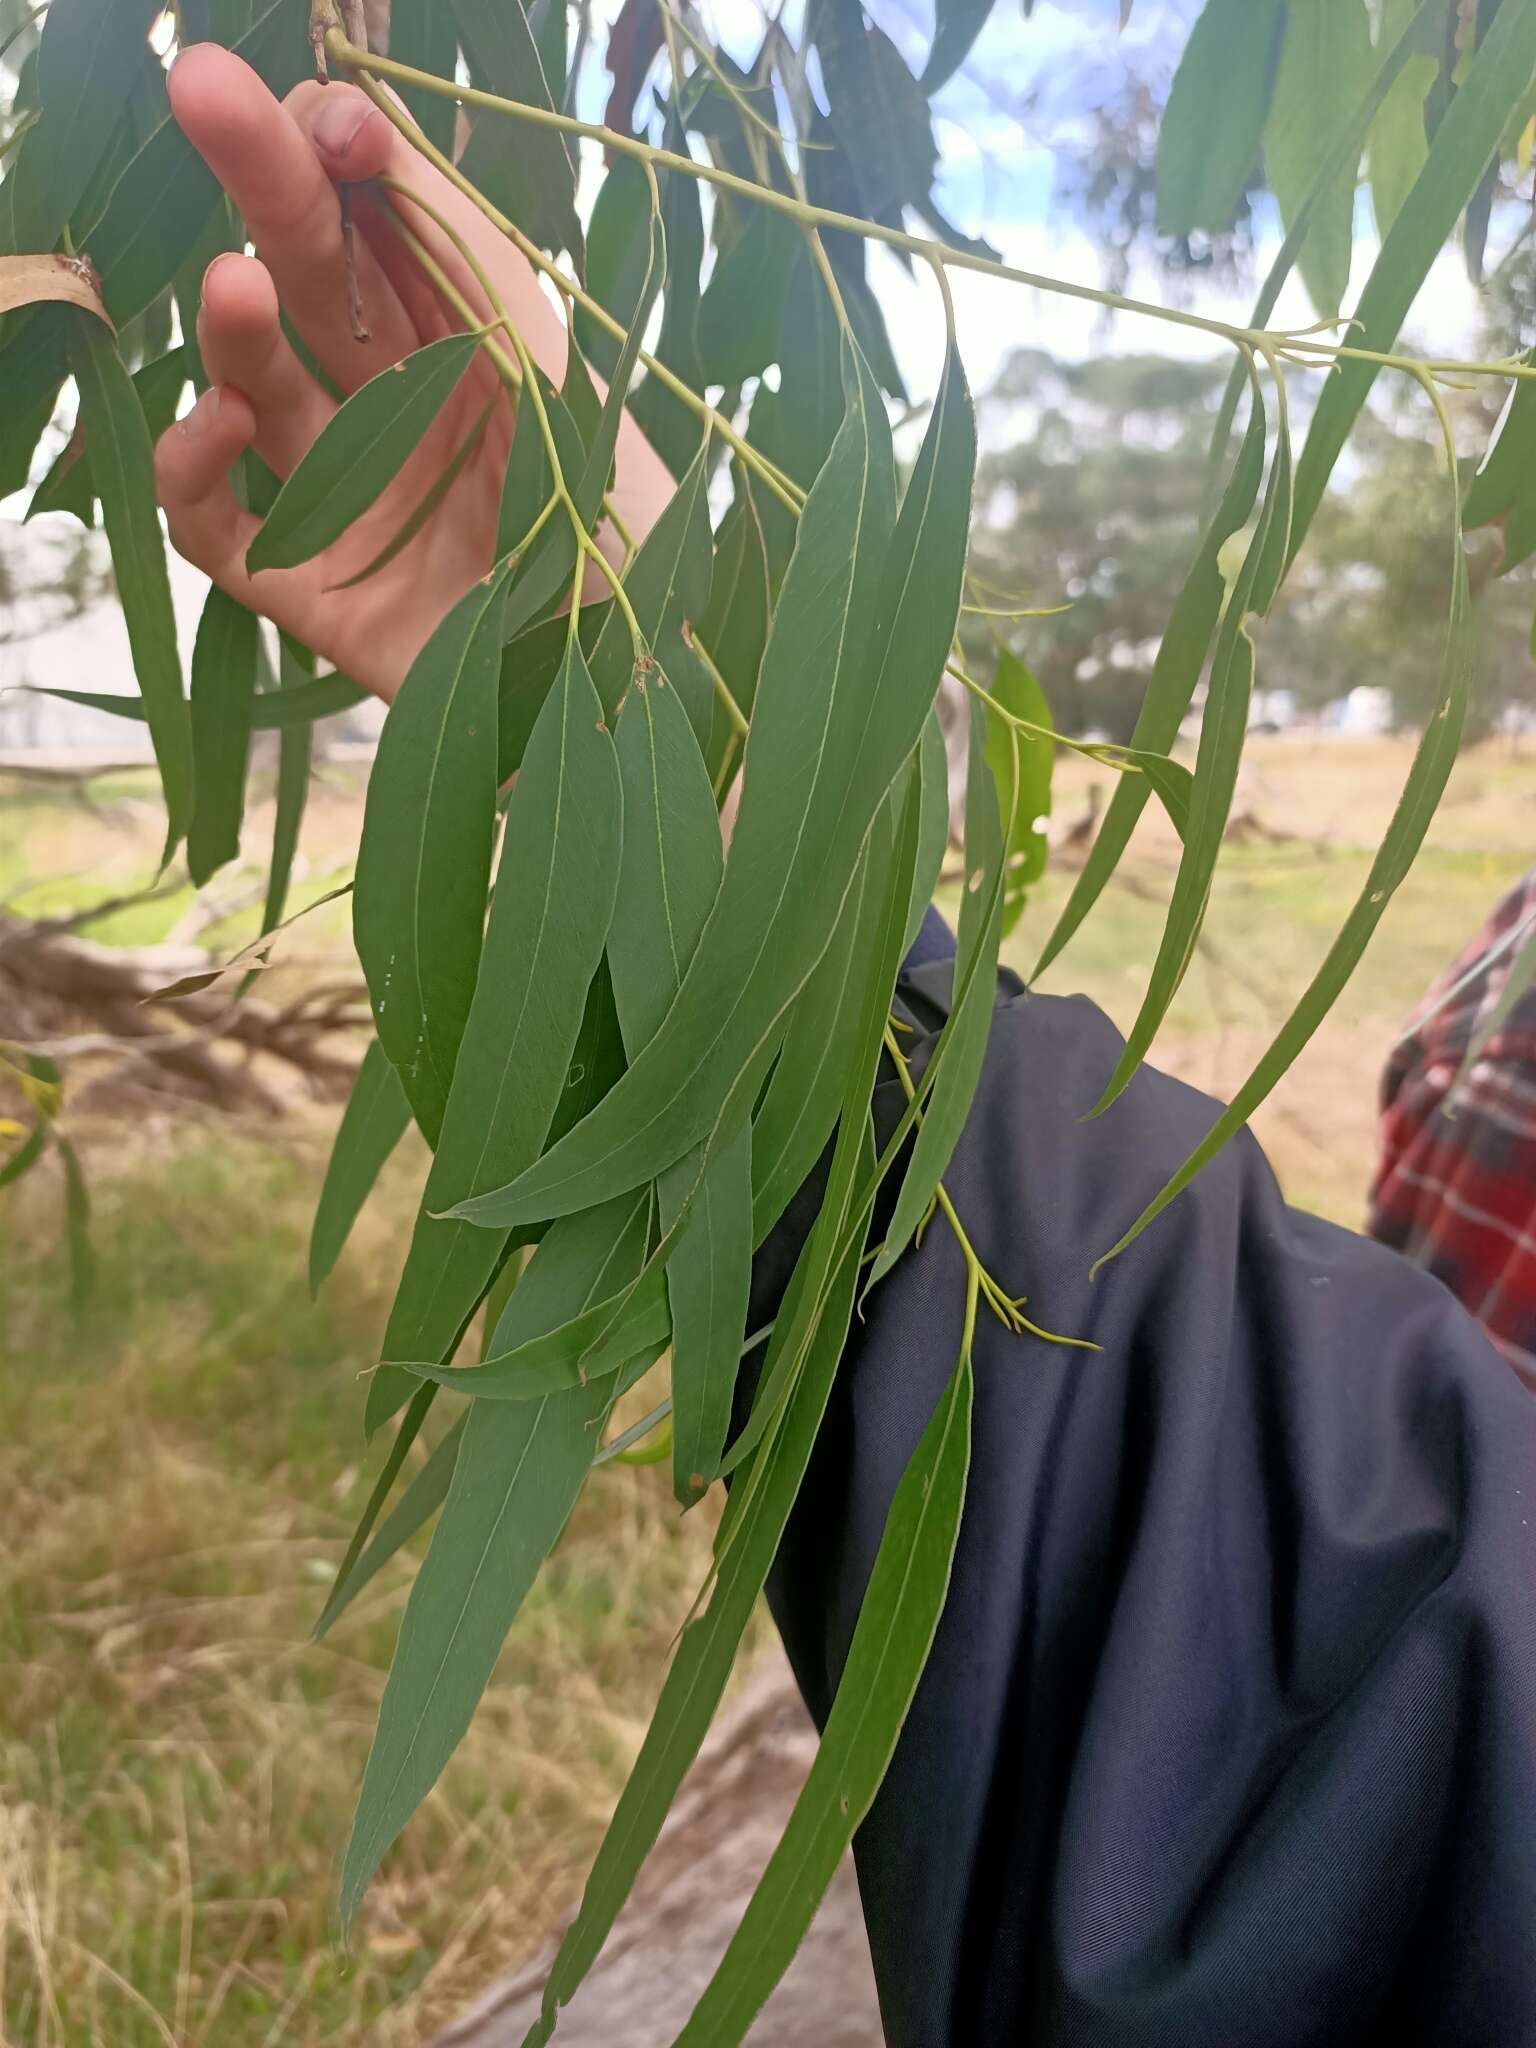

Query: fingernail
left=313, top=94, right=371, bottom=162
left=179, top=389, right=220, bottom=441
left=199, top=250, right=240, bottom=308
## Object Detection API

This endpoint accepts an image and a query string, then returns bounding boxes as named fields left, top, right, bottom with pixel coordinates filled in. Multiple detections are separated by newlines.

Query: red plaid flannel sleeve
left=1369, top=869, right=1536, bottom=1393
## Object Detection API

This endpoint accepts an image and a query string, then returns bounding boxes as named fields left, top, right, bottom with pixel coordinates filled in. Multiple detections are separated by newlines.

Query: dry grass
left=1, top=734, right=1529, bottom=2043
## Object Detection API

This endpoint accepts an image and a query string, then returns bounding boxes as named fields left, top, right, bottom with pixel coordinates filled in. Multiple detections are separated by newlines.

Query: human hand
left=154, top=44, right=673, bottom=701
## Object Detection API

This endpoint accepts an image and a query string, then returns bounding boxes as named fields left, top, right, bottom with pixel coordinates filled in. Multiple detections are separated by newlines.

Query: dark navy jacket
left=750, top=924, right=1536, bottom=2047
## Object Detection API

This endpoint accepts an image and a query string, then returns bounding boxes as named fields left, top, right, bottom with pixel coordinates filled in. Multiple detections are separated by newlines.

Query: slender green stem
left=383, top=174, right=648, bottom=654
left=350, top=68, right=806, bottom=515
left=690, top=631, right=751, bottom=740
left=330, top=31, right=1536, bottom=388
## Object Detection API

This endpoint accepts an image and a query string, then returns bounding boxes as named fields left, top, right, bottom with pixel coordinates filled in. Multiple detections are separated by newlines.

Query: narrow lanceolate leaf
left=329, top=399, right=495, bottom=592
left=1097, top=448, right=1474, bottom=1269
left=674, top=1346, right=974, bottom=2046
left=353, top=572, right=508, bottom=1147
left=1206, top=0, right=1442, bottom=484
left=984, top=653, right=1053, bottom=932
left=32, top=671, right=366, bottom=732
left=1034, top=400, right=1267, bottom=981
left=1, top=0, right=153, bottom=257
left=1092, top=388, right=1289, bottom=1119
left=721, top=777, right=919, bottom=1489
left=186, top=587, right=259, bottom=888
left=923, top=0, right=996, bottom=91
left=1264, top=0, right=1373, bottom=318
left=309, top=1042, right=413, bottom=1296
left=313, top=1403, right=464, bottom=1641
left=867, top=702, right=1007, bottom=1293
left=587, top=439, right=713, bottom=729
left=696, top=477, right=772, bottom=783
left=30, top=343, right=187, bottom=525
left=450, top=0, right=583, bottom=262
left=387, top=0, right=460, bottom=160
left=525, top=1235, right=866, bottom=2048
left=455, top=339, right=975, bottom=1232
left=750, top=846, right=876, bottom=1247
left=393, top=1192, right=665, bottom=1399
left=66, top=311, right=191, bottom=863
left=262, top=643, right=315, bottom=937
left=1291, top=0, right=1536, bottom=558
left=662, top=1126, right=752, bottom=1505
left=314, top=1383, right=438, bottom=1641
left=246, top=333, right=480, bottom=574
left=340, top=1363, right=638, bottom=1925
left=1370, top=0, right=1438, bottom=239
left=1155, top=0, right=1283, bottom=235
left=903, top=708, right=952, bottom=955
left=1461, top=359, right=1536, bottom=572
left=370, top=637, right=622, bottom=1433
left=605, top=605, right=749, bottom=1507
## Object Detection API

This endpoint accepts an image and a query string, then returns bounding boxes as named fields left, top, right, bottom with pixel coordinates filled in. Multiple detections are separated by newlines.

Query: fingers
left=284, top=73, right=574, bottom=388
left=154, top=388, right=322, bottom=650
left=197, top=253, right=336, bottom=477
left=168, top=44, right=417, bottom=388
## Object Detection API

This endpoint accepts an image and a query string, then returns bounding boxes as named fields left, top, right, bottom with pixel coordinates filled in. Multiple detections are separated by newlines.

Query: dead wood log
left=426, top=1662, right=885, bottom=2048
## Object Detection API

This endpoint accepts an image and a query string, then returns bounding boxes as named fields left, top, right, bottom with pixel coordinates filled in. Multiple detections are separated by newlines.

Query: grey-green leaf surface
left=984, top=652, right=1053, bottom=931
left=695, top=210, right=802, bottom=385
left=866, top=701, right=1006, bottom=1293
left=903, top=708, right=952, bottom=955
left=370, top=635, right=622, bottom=1433
left=453, top=337, right=975, bottom=1232
left=1263, top=0, right=1373, bottom=318
left=262, top=723, right=310, bottom=935
left=30, top=344, right=188, bottom=525
left=31, top=671, right=367, bottom=732
left=1370, top=0, right=1438, bottom=238
left=1091, top=387, right=1288, bottom=1118
left=1290, top=0, right=1536, bottom=559
left=1034, top=399, right=1267, bottom=981
left=674, top=1344, right=973, bottom=2045
left=187, top=586, right=259, bottom=888
left=393, top=1193, right=666, bottom=1400
left=66, top=311, right=192, bottom=864
left=353, top=572, right=507, bottom=1147
left=1, top=0, right=154, bottom=257
left=387, top=0, right=460, bottom=160
left=246, top=332, right=480, bottom=574
left=923, top=0, right=996, bottom=91
left=309, top=1042, right=414, bottom=1296
left=1155, top=0, right=1283, bottom=236
left=451, top=0, right=582, bottom=263
left=339, top=1363, right=633, bottom=1925
left=1461, top=363, right=1536, bottom=572
left=588, top=439, right=713, bottom=730
left=749, top=846, right=873, bottom=1248
left=328, top=398, right=494, bottom=592
left=604, top=574, right=750, bottom=1505
left=1096, top=446, right=1473, bottom=1269
left=312, top=1404, right=463, bottom=1641
left=523, top=1229, right=866, bottom=2048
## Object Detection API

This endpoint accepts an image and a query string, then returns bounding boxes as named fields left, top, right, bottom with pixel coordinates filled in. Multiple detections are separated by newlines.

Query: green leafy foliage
left=309, top=1041, right=413, bottom=1295
left=1156, top=0, right=1282, bottom=235
left=353, top=573, right=508, bottom=1145
left=246, top=332, right=481, bottom=573
left=1264, top=0, right=1374, bottom=317
left=984, top=653, right=1053, bottom=931
left=187, top=587, right=260, bottom=887
left=451, top=0, right=582, bottom=263
left=66, top=311, right=192, bottom=863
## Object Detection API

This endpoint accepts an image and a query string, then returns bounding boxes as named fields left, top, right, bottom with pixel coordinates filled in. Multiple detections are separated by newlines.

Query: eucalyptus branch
left=347, top=68, right=806, bottom=515
left=327, top=29, right=1536, bottom=391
